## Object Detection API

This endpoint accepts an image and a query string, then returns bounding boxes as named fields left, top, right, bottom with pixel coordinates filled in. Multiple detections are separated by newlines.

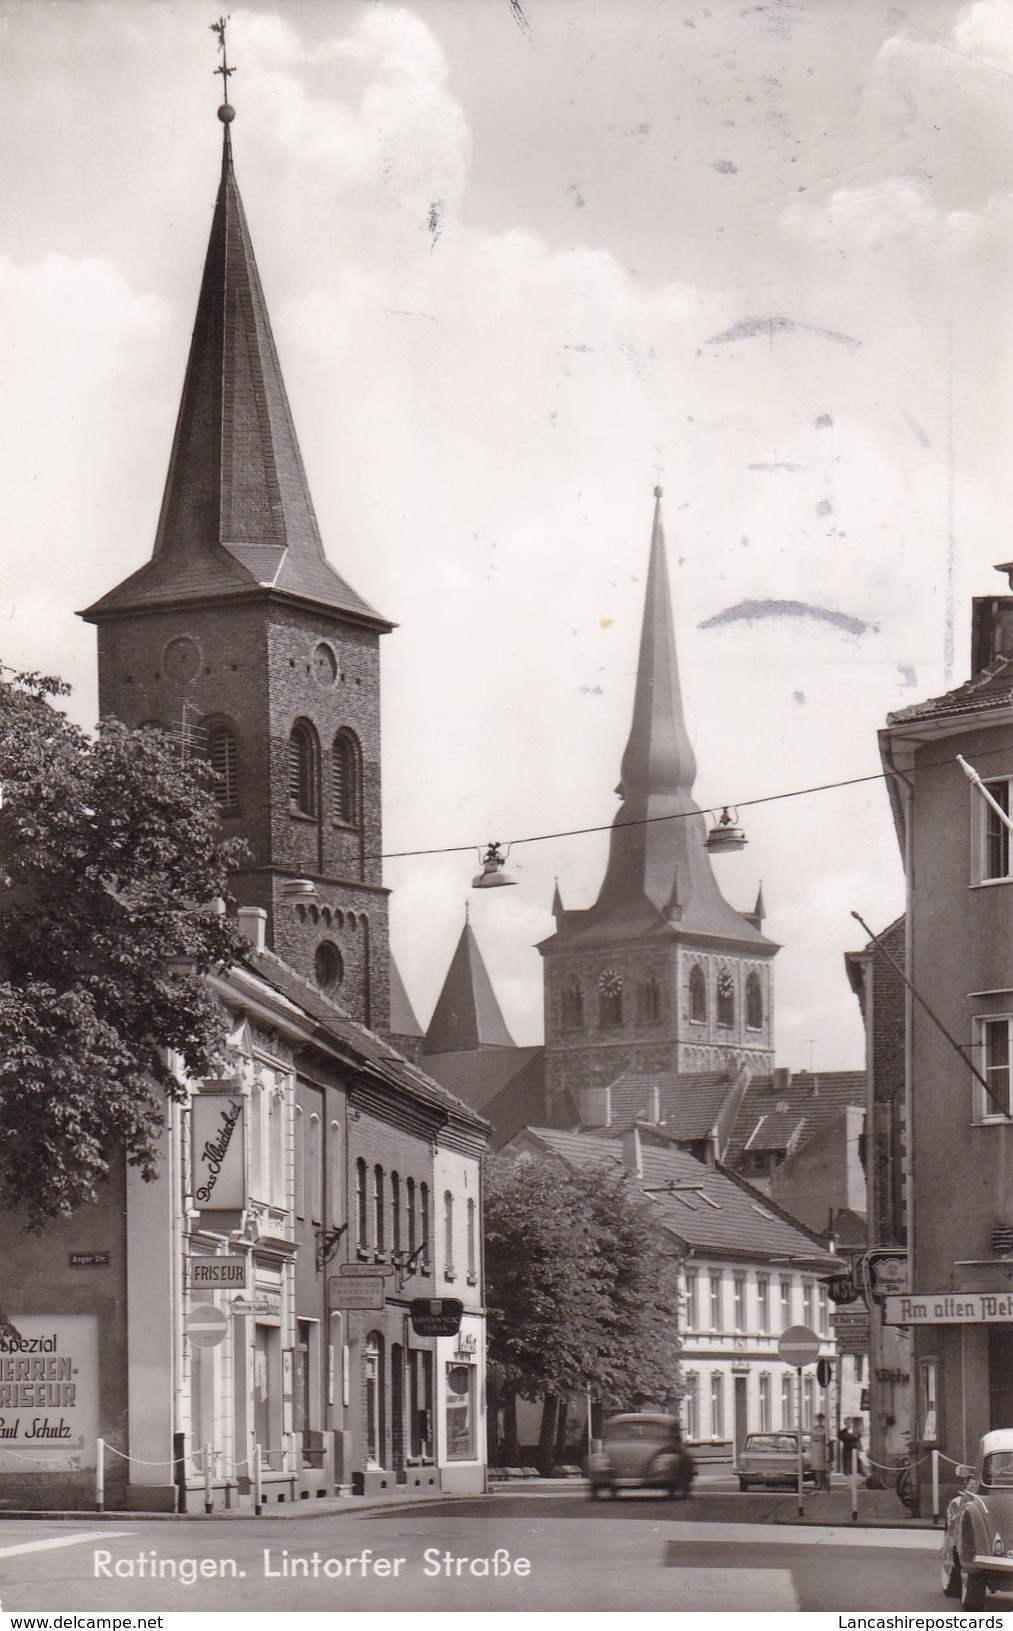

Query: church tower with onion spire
left=538, top=489, right=777, bottom=1106
left=81, top=64, right=391, bottom=1029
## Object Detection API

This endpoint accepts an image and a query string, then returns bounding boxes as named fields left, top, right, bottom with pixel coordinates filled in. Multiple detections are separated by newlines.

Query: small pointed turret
left=423, top=919, right=516, bottom=1054
left=551, top=878, right=565, bottom=919
left=83, top=99, right=387, bottom=629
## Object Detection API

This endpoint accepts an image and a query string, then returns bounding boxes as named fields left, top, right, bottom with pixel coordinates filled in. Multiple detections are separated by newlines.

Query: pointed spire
left=423, top=919, right=515, bottom=1054
left=583, top=487, right=773, bottom=944
left=83, top=93, right=388, bottom=630
left=551, top=878, right=565, bottom=918
left=746, top=882, right=766, bottom=930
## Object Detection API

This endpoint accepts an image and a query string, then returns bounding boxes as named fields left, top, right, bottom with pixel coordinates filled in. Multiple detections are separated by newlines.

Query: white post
left=95, top=1436, right=105, bottom=1513
left=586, top=1385, right=593, bottom=1454
left=253, top=1440, right=262, bottom=1516
left=203, top=1441, right=214, bottom=1515
left=932, top=1449, right=940, bottom=1525
left=796, top=1367, right=804, bottom=1519
left=850, top=1455, right=858, bottom=1523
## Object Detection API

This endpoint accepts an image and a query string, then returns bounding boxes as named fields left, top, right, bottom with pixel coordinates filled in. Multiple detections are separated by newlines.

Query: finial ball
left=654, top=484, right=663, bottom=499
left=218, top=102, right=236, bottom=124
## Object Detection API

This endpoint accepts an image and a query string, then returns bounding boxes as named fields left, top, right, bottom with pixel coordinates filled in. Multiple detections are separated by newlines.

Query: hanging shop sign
left=0, top=1314, right=99, bottom=1471
left=864, top=1251, right=909, bottom=1304
left=192, top=1087, right=245, bottom=1210
left=830, top=1308, right=870, bottom=1355
left=409, top=1299, right=464, bottom=1338
left=885, top=1291, right=1013, bottom=1326
left=327, top=1276, right=385, bottom=1311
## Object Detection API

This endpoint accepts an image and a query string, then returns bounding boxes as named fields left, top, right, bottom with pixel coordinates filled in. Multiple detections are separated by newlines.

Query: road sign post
left=778, top=1326, right=820, bottom=1518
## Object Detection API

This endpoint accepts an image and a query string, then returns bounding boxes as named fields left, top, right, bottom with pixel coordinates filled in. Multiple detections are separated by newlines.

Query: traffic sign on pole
left=186, top=1303, right=228, bottom=1348
left=777, top=1324, right=821, bottom=1367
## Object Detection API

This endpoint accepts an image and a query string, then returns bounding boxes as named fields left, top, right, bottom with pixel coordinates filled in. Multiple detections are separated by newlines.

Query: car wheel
left=961, top=1569, right=986, bottom=1610
left=738, top=1479, right=749, bottom=1492
left=941, top=1549, right=962, bottom=1599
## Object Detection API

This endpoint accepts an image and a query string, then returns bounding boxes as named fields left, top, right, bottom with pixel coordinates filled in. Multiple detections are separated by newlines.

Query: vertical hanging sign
left=192, top=1084, right=245, bottom=1210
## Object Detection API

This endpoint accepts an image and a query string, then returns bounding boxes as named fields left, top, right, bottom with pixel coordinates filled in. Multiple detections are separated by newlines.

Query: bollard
left=204, top=1442, right=214, bottom=1515
left=932, top=1450, right=940, bottom=1525
left=850, top=1458, right=858, bottom=1523
left=253, top=1441, right=262, bottom=1516
left=95, top=1437, right=105, bottom=1514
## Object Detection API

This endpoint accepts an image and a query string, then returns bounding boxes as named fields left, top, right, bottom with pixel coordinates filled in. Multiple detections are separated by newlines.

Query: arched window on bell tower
left=689, top=964, right=707, bottom=1024
left=746, top=971, right=764, bottom=1031
left=288, top=720, right=319, bottom=818
left=716, top=967, right=735, bottom=1029
left=560, top=975, right=584, bottom=1029
left=332, top=729, right=361, bottom=827
left=206, top=721, right=238, bottom=814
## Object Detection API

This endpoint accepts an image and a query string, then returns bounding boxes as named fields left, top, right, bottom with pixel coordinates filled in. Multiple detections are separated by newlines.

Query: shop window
left=445, top=1362, right=475, bottom=1461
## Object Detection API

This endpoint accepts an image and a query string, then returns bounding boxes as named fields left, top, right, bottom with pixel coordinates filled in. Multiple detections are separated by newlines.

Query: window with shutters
left=288, top=721, right=319, bottom=817
left=332, top=729, right=362, bottom=827
left=206, top=722, right=238, bottom=812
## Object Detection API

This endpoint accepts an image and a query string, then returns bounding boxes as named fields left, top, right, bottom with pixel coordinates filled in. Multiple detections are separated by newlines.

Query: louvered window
left=332, top=730, right=361, bottom=826
left=289, top=723, right=318, bottom=816
left=207, top=724, right=238, bottom=812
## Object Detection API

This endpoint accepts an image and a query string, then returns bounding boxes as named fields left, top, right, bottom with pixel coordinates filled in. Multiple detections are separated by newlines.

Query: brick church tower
left=81, top=106, right=392, bottom=1030
left=539, top=489, right=777, bottom=1107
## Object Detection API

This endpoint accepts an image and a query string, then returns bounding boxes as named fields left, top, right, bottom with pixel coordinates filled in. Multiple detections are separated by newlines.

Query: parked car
left=941, top=1429, right=1013, bottom=1609
left=737, top=1430, right=817, bottom=1492
left=585, top=1413, right=695, bottom=1500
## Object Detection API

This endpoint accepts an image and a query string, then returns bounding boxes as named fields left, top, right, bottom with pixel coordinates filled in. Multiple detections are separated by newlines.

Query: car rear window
left=744, top=1434, right=796, bottom=1452
left=604, top=1420, right=672, bottom=1442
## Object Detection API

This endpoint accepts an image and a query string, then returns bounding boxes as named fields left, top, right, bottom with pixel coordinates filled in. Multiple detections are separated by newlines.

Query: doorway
left=734, top=1375, right=748, bottom=1461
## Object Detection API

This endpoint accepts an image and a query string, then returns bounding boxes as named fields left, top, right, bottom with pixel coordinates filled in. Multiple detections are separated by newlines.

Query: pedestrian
left=838, top=1419, right=860, bottom=1475
left=810, top=1413, right=829, bottom=1491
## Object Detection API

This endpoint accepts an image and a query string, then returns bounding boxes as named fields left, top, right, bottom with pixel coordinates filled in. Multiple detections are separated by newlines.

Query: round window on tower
left=314, top=940, right=343, bottom=993
left=312, top=642, right=338, bottom=686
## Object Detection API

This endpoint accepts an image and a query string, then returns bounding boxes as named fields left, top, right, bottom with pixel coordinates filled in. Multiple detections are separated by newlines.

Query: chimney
left=579, top=1084, right=612, bottom=1130
left=622, top=1125, right=643, bottom=1179
left=972, top=574, right=1013, bottom=675
left=772, top=1066, right=792, bottom=1093
left=237, top=905, right=267, bottom=951
left=648, top=1081, right=661, bottom=1124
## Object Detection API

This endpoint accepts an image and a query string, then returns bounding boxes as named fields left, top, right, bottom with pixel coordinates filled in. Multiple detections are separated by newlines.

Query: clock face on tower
left=598, top=968, right=623, bottom=997
left=163, top=635, right=201, bottom=684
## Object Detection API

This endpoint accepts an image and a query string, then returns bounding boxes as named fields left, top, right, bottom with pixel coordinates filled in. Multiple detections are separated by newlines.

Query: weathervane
left=210, top=16, right=236, bottom=116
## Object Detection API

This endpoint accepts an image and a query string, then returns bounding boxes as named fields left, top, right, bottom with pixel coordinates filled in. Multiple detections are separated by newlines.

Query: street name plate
left=338, top=1262, right=395, bottom=1279
left=884, top=1291, right=1013, bottom=1325
left=328, top=1276, right=385, bottom=1310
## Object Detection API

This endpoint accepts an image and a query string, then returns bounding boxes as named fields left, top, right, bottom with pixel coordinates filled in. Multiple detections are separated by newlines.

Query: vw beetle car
left=941, top=1429, right=1013, bottom=1609
left=737, top=1430, right=817, bottom=1491
left=586, top=1413, right=695, bottom=1500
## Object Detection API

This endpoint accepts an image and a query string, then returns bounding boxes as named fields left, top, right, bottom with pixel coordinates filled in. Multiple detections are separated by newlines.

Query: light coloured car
left=586, top=1413, right=695, bottom=1500
left=941, top=1428, right=1013, bottom=1609
left=737, top=1430, right=817, bottom=1492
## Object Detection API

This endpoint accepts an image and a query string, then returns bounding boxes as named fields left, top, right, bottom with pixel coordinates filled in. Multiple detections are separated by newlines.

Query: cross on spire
left=210, top=16, right=235, bottom=105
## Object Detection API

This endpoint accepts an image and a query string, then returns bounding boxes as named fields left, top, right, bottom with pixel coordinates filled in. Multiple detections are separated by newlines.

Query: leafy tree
left=484, top=1152, right=682, bottom=1466
left=0, top=667, right=247, bottom=1228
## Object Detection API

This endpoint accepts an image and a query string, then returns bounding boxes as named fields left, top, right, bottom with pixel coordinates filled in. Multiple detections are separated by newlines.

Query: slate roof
left=516, top=1126, right=837, bottom=1265
left=240, top=946, right=488, bottom=1134
left=423, top=920, right=515, bottom=1053
left=389, top=956, right=423, bottom=1039
left=423, top=1046, right=549, bottom=1149
left=595, top=1068, right=736, bottom=1139
left=887, top=655, right=1013, bottom=727
left=83, top=125, right=388, bottom=631
left=723, top=1071, right=866, bottom=1166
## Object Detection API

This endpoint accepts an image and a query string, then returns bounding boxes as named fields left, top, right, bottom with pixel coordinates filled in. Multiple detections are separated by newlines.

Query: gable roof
left=513, top=1125, right=836, bottom=1265
left=82, top=123, right=388, bottom=632
left=724, top=1070, right=866, bottom=1166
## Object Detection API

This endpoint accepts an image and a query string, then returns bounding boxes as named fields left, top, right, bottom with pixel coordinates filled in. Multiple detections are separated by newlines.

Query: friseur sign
left=884, top=1291, right=1013, bottom=1326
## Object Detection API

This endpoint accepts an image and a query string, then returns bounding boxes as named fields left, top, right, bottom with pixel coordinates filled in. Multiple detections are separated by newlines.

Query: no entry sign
left=777, top=1324, right=820, bottom=1367
left=186, top=1303, right=228, bottom=1348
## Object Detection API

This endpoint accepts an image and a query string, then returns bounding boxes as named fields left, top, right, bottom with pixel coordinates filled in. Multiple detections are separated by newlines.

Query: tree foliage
left=0, top=667, right=247, bottom=1227
left=484, top=1152, right=683, bottom=1415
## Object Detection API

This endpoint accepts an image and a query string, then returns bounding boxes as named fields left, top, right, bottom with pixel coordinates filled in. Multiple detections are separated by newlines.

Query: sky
left=2, top=0, right=1012, bottom=1068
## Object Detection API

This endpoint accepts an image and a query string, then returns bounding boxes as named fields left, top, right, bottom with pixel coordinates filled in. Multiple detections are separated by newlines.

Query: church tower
left=538, top=489, right=777, bottom=1105
left=81, top=96, right=392, bottom=1030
